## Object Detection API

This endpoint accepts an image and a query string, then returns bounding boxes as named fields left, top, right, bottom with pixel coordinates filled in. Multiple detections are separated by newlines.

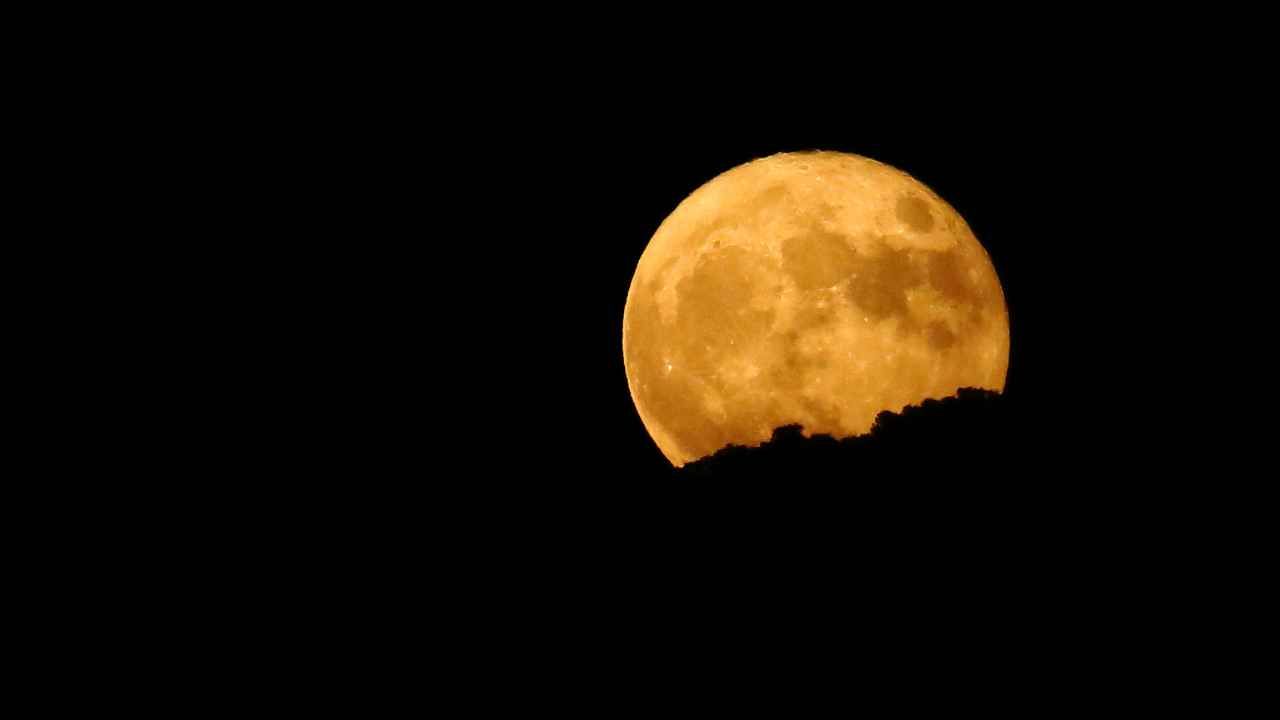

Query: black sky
left=36, top=17, right=1266, bottom=690
left=327, top=41, right=1246, bottom=495
left=82, top=24, right=1266, bottom=688
left=466, top=107, right=1151, bottom=480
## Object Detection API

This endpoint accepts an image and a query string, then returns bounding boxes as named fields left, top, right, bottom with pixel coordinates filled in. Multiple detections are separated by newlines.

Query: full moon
left=623, top=151, right=1009, bottom=467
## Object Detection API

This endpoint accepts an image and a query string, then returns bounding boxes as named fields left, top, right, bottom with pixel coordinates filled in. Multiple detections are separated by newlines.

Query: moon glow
left=623, top=152, right=1010, bottom=467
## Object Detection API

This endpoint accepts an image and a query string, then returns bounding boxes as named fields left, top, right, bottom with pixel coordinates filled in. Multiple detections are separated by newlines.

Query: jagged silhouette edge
left=674, top=387, right=1006, bottom=477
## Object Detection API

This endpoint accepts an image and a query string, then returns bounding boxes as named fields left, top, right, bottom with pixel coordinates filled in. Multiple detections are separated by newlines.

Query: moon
left=623, top=151, right=1009, bottom=467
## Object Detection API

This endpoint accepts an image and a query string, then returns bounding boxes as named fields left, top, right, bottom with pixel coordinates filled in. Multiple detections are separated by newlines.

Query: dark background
left=19, top=16, right=1266, bottom=697
left=344, top=75, right=1232, bottom=548
left=466, top=96, right=1164, bottom=482
left=39, top=23, right=1264, bottom=693
left=356, top=79, right=1259, bottom=636
left=291, top=31, right=1255, bottom=493
left=257, top=35, right=1261, bottom=607
left=261, top=32, right=1267, bottom=567
left=402, top=81, right=1268, bottom=650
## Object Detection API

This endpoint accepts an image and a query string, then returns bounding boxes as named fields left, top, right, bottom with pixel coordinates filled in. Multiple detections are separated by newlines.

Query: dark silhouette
left=678, top=388, right=1009, bottom=480
left=581, top=388, right=1044, bottom=539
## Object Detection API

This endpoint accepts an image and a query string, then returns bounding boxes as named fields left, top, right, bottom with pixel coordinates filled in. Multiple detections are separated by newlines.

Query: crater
left=685, top=184, right=790, bottom=251
left=896, top=195, right=935, bottom=233
left=674, top=246, right=777, bottom=375
left=924, top=248, right=980, bottom=306
left=745, top=183, right=789, bottom=218
left=782, top=227, right=859, bottom=291
left=844, top=244, right=919, bottom=322
left=842, top=241, right=982, bottom=338
left=649, top=255, right=679, bottom=293
left=767, top=330, right=808, bottom=390
left=926, top=321, right=958, bottom=350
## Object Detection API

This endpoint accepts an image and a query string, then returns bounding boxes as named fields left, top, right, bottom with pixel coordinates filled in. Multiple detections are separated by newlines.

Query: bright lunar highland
left=623, top=151, right=1009, bottom=467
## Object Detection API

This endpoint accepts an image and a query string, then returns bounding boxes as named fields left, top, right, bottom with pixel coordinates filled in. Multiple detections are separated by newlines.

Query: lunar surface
left=623, top=151, right=1009, bottom=467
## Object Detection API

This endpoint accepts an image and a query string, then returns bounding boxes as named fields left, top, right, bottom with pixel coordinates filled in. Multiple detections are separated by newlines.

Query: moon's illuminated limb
left=623, top=151, right=1010, bottom=468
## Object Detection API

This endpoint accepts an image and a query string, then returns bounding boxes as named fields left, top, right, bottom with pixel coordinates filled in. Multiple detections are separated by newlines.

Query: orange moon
left=623, top=151, right=1009, bottom=467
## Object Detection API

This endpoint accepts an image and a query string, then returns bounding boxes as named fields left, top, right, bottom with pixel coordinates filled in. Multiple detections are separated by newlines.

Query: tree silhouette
left=677, top=388, right=1010, bottom=480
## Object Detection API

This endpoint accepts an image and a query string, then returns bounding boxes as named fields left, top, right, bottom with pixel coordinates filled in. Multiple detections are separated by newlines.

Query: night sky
left=105, top=24, right=1261, bottom=689
left=282, top=40, right=1251, bottom=576
left=485, top=111, right=1140, bottom=481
